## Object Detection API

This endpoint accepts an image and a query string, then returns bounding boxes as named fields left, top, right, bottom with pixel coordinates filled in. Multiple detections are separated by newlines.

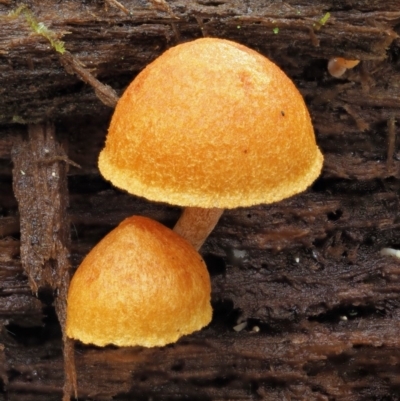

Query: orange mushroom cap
left=99, top=38, right=323, bottom=208
left=328, top=57, right=360, bottom=78
left=66, top=216, right=212, bottom=347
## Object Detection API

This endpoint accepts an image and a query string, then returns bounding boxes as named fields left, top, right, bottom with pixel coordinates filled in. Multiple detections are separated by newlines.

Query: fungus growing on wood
left=380, top=247, right=400, bottom=259
left=328, top=57, right=360, bottom=78
left=66, top=216, right=212, bottom=347
left=98, top=38, right=323, bottom=250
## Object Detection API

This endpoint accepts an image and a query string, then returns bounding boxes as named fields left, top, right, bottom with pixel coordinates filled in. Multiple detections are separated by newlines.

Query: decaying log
left=0, top=116, right=399, bottom=399
left=11, top=123, right=77, bottom=400
left=0, top=0, right=400, bottom=400
left=11, top=123, right=72, bottom=295
left=3, top=316, right=400, bottom=401
left=0, top=1, right=400, bottom=123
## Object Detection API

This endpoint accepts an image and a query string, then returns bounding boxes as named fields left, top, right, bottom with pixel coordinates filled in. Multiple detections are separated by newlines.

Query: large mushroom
left=98, top=38, right=323, bottom=250
left=66, top=216, right=212, bottom=347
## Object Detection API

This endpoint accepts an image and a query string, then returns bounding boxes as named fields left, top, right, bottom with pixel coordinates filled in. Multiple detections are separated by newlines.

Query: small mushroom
left=66, top=216, right=212, bottom=347
left=327, top=57, right=360, bottom=78
left=98, top=38, right=323, bottom=250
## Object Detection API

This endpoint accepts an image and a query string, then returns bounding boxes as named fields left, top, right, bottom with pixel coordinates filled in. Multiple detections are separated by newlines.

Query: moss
left=314, top=12, right=331, bottom=31
left=8, top=5, right=66, bottom=54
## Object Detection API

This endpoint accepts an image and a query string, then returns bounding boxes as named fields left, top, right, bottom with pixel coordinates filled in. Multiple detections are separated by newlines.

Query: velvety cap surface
left=66, top=216, right=212, bottom=347
left=99, top=38, right=323, bottom=208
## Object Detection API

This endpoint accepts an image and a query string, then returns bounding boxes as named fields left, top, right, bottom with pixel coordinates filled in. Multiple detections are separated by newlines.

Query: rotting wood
left=11, top=123, right=71, bottom=295
left=0, top=117, right=399, bottom=399
left=104, top=0, right=131, bottom=15
left=0, top=0, right=399, bottom=400
left=0, top=1, right=399, bottom=123
left=59, top=51, right=119, bottom=108
left=387, top=116, right=396, bottom=174
left=11, top=123, right=77, bottom=400
left=3, top=317, right=400, bottom=401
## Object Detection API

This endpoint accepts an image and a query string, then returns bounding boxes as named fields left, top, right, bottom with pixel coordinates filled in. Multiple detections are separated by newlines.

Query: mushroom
left=327, top=57, right=360, bottom=78
left=66, top=216, right=212, bottom=347
left=98, top=38, right=323, bottom=250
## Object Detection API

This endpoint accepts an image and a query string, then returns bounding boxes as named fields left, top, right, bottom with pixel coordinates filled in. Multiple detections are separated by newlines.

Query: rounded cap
left=99, top=38, right=323, bottom=208
left=328, top=57, right=360, bottom=78
left=66, top=216, right=212, bottom=347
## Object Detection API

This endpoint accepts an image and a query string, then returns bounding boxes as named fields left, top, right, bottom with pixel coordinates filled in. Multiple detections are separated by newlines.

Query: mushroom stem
left=173, top=207, right=224, bottom=251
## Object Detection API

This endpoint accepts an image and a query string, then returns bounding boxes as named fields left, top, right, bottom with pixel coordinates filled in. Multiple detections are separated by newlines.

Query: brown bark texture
left=1, top=0, right=400, bottom=400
